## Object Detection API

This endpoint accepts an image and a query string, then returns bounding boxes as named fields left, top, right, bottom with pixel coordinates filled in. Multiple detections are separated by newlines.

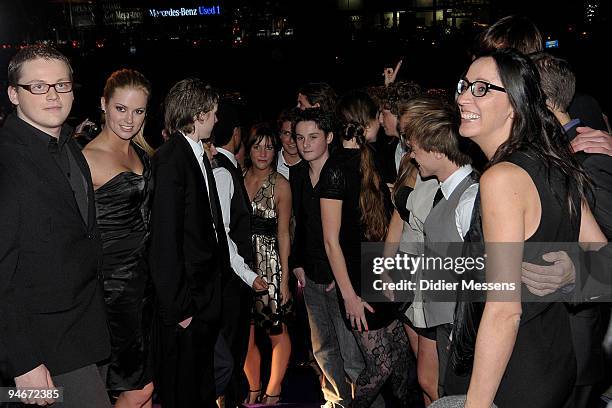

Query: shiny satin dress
left=250, top=171, right=287, bottom=334
left=95, top=144, right=153, bottom=391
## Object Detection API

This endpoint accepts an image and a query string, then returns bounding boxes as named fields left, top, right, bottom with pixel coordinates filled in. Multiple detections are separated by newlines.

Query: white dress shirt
left=276, top=148, right=300, bottom=181
left=214, top=148, right=258, bottom=288
left=394, top=141, right=405, bottom=174
left=438, top=164, right=478, bottom=241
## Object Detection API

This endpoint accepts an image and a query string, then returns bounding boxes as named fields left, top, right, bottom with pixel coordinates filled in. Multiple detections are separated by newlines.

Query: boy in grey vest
left=401, top=96, right=478, bottom=397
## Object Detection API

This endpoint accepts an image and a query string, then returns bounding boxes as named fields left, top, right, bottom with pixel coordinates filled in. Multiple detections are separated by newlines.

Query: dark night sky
left=0, top=0, right=610, bottom=134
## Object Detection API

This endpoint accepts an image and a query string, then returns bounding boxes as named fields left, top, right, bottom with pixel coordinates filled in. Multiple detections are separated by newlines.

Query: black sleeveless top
left=448, top=149, right=580, bottom=408
left=394, top=185, right=414, bottom=223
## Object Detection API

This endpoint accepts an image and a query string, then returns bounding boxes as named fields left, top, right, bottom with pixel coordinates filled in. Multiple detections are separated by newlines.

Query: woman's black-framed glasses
left=456, top=78, right=506, bottom=97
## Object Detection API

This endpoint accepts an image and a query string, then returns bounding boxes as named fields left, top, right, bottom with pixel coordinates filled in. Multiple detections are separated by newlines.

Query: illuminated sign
left=545, top=40, right=559, bottom=48
left=148, top=6, right=221, bottom=18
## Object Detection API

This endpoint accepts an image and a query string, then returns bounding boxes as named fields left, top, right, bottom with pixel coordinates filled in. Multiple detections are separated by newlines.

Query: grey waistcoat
left=421, top=172, right=477, bottom=328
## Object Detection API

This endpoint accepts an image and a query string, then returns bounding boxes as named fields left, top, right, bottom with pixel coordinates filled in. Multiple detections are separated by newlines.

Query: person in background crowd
left=243, top=125, right=293, bottom=405
left=320, top=90, right=421, bottom=407
left=235, top=136, right=247, bottom=168
left=276, top=108, right=301, bottom=180
left=297, top=82, right=338, bottom=113
left=530, top=51, right=611, bottom=408
left=377, top=80, right=422, bottom=185
left=384, top=108, right=438, bottom=405
left=290, top=108, right=365, bottom=408
left=211, top=101, right=269, bottom=407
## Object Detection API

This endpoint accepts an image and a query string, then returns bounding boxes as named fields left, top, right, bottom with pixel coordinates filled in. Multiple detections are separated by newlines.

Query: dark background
left=0, top=0, right=610, bottom=147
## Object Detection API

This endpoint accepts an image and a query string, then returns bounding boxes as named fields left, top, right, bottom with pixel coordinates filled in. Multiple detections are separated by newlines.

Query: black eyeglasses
left=17, top=81, right=73, bottom=95
left=456, top=78, right=505, bottom=97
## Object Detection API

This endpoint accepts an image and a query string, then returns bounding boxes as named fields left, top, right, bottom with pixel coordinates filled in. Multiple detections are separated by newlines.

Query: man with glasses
left=0, top=45, right=111, bottom=407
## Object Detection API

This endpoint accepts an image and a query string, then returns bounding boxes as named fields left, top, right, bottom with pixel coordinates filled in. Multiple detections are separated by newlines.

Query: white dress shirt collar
left=182, top=132, right=205, bottom=161
left=439, top=164, right=473, bottom=200
left=216, top=146, right=238, bottom=168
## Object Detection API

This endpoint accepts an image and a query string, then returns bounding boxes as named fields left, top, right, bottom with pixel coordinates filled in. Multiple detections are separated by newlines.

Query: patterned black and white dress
left=250, top=171, right=287, bottom=333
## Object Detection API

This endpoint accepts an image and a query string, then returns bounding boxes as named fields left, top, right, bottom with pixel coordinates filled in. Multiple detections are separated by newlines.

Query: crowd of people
left=1, top=14, right=611, bottom=408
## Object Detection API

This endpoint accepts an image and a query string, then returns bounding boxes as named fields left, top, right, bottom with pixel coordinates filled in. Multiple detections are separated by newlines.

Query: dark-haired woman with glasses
left=449, top=49, right=606, bottom=408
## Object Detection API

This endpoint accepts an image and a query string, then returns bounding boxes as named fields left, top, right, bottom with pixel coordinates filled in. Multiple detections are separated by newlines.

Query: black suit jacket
left=565, top=120, right=612, bottom=385
left=373, top=134, right=399, bottom=185
left=0, top=115, right=109, bottom=378
left=149, top=133, right=229, bottom=326
left=569, top=92, right=608, bottom=132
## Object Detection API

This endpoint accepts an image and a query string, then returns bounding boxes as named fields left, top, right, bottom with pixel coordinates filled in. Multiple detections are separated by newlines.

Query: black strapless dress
left=95, top=144, right=153, bottom=391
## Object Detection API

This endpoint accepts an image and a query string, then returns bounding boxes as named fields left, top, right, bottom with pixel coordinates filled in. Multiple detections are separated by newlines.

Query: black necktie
left=202, top=152, right=224, bottom=239
left=432, top=187, right=444, bottom=208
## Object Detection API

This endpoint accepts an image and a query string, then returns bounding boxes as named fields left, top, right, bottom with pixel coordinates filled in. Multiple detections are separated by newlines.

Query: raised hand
left=383, top=59, right=403, bottom=86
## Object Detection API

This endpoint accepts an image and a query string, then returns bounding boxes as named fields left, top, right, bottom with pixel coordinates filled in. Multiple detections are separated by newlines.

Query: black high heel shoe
left=259, top=393, right=281, bottom=405
left=244, top=388, right=261, bottom=405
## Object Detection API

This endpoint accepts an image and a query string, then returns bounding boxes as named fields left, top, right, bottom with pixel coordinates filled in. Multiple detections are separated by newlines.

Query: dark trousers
left=52, top=364, right=111, bottom=408
left=436, top=323, right=453, bottom=397
left=156, top=318, right=218, bottom=408
left=214, top=333, right=234, bottom=397
left=219, top=281, right=252, bottom=407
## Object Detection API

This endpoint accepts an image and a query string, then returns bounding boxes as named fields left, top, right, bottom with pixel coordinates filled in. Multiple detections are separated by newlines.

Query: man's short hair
left=164, top=78, right=218, bottom=135
left=401, top=95, right=471, bottom=167
left=8, top=44, right=73, bottom=86
left=292, top=108, right=334, bottom=138
left=297, top=82, right=337, bottom=112
left=381, top=80, right=422, bottom=116
left=531, top=52, right=576, bottom=112
left=473, top=15, right=543, bottom=57
left=277, top=108, right=298, bottom=131
left=212, top=101, right=241, bottom=147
